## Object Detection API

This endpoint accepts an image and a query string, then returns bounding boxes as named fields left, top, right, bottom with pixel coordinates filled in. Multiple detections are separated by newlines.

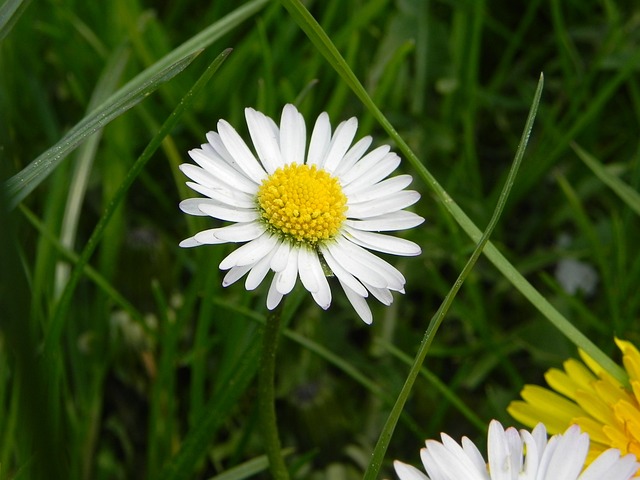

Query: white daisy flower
left=393, top=420, right=640, bottom=480
left=179, top=104, right=423, bottom=324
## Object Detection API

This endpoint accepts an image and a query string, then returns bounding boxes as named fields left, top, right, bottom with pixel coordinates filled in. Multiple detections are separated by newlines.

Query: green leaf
left=0, top=0, right=31, bottom=42
left=572, top=142, right=640, bottom=216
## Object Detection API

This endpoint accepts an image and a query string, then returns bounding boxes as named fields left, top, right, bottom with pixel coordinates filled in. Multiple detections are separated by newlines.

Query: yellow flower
left=508, top=338, right=640, bottom=467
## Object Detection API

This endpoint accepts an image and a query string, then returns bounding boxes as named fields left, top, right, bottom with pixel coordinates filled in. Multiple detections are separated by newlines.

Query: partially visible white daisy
left=393, top=420, right=639, bottom=480
left=179, top=104, right=424, bottom=324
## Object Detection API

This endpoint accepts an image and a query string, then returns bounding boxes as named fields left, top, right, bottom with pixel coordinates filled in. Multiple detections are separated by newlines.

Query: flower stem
left=258, top=303, right=290, bottom=479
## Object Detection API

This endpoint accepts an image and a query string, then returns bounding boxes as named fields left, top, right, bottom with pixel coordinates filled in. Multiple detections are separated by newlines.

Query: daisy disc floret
left=393, top=420, right=639, bottom=480
left=178, top=104, right=424, bottom=323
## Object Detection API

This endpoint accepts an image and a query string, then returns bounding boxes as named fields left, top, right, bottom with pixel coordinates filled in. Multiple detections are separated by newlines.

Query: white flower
left=179, top=104, right=423, bottom=324
left=393, top=420, right=640, bottom=480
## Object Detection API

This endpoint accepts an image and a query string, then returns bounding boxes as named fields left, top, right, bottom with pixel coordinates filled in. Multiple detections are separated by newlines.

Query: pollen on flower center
left=256, top=163, right=347, bottom=246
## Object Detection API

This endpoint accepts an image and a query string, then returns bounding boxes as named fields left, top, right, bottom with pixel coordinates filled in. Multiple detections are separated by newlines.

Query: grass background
left=2, top=0, right=640, bottom=478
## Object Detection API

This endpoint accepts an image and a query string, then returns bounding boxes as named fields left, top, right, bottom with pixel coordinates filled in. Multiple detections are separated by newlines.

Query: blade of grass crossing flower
left=4, top=0, right=269, bottom=208
left=363, top=74, right=544, bottom=480
left=44, top=48, right=232, bottom=361
left=572, top=142, right=640, bottom=216
left=279, top=0, right=627, bottom=386
left=0, top=0, right=31, bottom=42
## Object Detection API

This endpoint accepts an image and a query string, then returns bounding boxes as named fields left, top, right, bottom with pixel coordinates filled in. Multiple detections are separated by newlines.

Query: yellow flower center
left=256, top=163, right=347, bottom=246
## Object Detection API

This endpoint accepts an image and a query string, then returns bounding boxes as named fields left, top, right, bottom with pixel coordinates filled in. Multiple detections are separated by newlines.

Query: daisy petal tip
left=179, top=237, right=200, bottom=248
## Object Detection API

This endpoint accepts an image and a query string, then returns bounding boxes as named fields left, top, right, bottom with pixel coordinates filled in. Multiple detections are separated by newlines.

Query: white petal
left=297, top=247, right=320, bottom=293
left=324, top=241, right=388, bottom=289
left=245, top=246, right=277, bottom=291
left=393, top=460, right=429, bottom=480
left=539, top=425, right=588, bottom=480
left=321, top=117, right=358, bottom=173
left=418, top=447, right=446, bottom=480
left=461, top=436, right=487, bottom=476
left=347, top=190, right=420, bottom=219
left=333, top=136, right=373, bottom=178
left=331, top=237, right=406, bottom=290
left=194, top=222, right=264, bottom=244
left=580, top=450, right=640, bottom=480
left=343, top=226, right=422, bottom=256
left=307, top=112, right=331, bottom=167
left=530, top=423, right=548, bottom=458
left=186, top=149, right=258, bottom=194
left=422, top=438, right=485, bottom=479
left=344, top=152, right=401, bottom=190
left=338, top=145, right=390, bottom=185
left=179, top=198, right=211, bottom=216
left=219, top=233, right=279, bottom=270
left=320, top=246, right=368, bottom=297
left=205, top=131, right=249, bottom=176
left=487, top=421, right=513, bottom=480
left=275, top=247, right=299, bottom=295
left=297, top=250, right=332, bottom=309
left=343, top=174, right=413, bottom=202
left=245, top=107, right=284, bottom=174
left=310, top=281, right=331, bottom=310
left=185, top=181, right=255, bottom=209
left=222, top=265, right=252, bottom=286
left=217, top=119, right=268, bottom=183
left=338, top=279, right=372, bottom=324
left=280, top=104, right=306, bottom=166
left=180, top=163, right=220, bottom=187
left=270, top=241, right=292, bottom=272
left=179, top=236, right=200, bottom=248
left=345, top=211, right=425, bottom=232
left=520, top=430, right=541, bottom=479
left=362, top=282, right=393, bottom=306
left=198, top=203, right=259, bottom=223
left=266, top=276, right=284, bottom=310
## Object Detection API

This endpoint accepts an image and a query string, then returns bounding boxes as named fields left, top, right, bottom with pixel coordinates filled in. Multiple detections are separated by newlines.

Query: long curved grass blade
left=4, top=0, right=269, bottom=208
left=361, top=74, right=544, bottom=480
left=278, top=0, right=626, bottom=387
left=208, top=450, right=294, bottom=480
left=55, top=43, right=130, bottom=298
left=44, top=48, right=232, bottom=361
left=572, top=142, right=640, bottom=216
left=4, top=50, right=199, bottom=208
left=0, top=0, right=31, bottom=42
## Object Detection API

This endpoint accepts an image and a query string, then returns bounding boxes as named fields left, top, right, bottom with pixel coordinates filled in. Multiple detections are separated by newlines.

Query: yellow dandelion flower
left=508, top=338, right=640, bottom=467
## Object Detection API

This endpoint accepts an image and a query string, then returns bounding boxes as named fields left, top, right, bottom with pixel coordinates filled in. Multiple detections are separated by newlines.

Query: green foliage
left=1, top=0, right=640, bottom=479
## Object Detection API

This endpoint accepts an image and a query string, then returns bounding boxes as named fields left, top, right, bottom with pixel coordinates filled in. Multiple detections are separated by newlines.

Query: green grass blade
left=0, top=0, right=31, bottom=42
left=44, top=48, right=232, bottom=361
left=54, top=43, right=130, bottom=298
left=362, top=74, right=544, bottom=480
left=378, top=340, right=486, bottom=432
left=4, top=50, right=199, bottom=208
left=278, top=0, right=627, bottom=387
left=572, top=142, right=640, bottom=216
left=159, top=335, right=261, bottom=480
left=4, top=0, right=269, bottom=208
left=18, top=205, right=145, bottom=325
